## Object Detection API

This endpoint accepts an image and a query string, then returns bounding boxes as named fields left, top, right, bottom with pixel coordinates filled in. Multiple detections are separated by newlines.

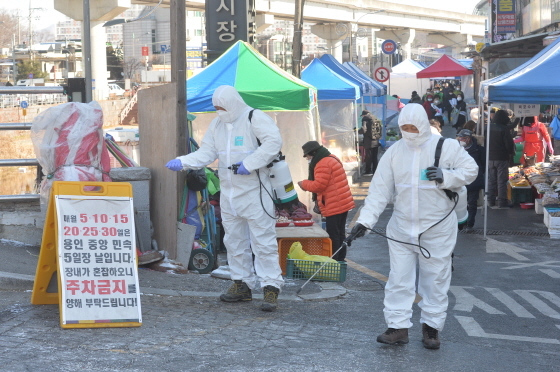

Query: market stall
left=186, top=41, right=319, bottom=213
left=416, top=54, right=474, bottom=103
left=479, top=37, right=560, bottom=238
left=301, top=58, right=361, bottom=171
left=389, top=59, right=431, bottom=99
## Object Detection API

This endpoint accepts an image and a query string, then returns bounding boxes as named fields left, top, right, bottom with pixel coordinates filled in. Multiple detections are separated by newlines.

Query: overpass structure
left=137, top=0, right=485, bottom=60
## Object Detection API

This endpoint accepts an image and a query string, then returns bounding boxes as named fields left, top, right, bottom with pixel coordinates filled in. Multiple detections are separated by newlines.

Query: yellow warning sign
left=31, top=181, right=142, bottom=329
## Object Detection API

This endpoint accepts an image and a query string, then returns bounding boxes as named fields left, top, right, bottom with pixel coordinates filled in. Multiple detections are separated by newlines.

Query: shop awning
left=479, top=33, right=549, bottom=59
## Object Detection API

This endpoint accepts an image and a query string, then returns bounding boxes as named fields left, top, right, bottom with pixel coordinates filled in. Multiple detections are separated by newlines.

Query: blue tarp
left=319, top=54, right=382, bottom=96
left=343, top=62, right=387, bottom=96
left=480, top=37, right=560, bottom=104
left=301, top=59, right=360, bottom=101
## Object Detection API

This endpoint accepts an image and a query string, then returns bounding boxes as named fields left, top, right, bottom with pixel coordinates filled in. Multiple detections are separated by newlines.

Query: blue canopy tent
left=302, top=58, right=361, bottom=172
left=319, top=55, right=387, bottom=138
left=478, top=36, right=560, bottom=238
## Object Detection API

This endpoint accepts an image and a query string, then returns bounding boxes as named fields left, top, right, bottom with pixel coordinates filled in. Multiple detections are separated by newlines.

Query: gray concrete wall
left=0, top=200, right=44, bottom=246
left=138, top=83, right=185, bottom=258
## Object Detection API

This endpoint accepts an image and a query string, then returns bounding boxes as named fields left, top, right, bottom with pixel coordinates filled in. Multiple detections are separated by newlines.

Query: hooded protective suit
left=176, top=85, right=284, bottom=289
left=357, top=103, right=478, bottom=330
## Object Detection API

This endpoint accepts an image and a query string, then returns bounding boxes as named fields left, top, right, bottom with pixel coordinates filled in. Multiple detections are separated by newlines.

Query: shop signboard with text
left=491, top=0, right=516, bottom=43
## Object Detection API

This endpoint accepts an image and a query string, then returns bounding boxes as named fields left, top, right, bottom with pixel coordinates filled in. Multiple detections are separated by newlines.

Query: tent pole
left=483, top=103, right=491, bottom=240
left=354, top=101, right=360, bottom=177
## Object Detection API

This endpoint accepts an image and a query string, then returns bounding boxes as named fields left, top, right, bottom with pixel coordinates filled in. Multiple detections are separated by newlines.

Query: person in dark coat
left=456, top=129, right=485, bottom=229
left=409, top=91, right=422, bottom=104
left=358, top=110, right=381, bottom=175
left=422, top=94, right=435, bottom=120
left=488, top=110, right=516, bottom=208
left=453, top=93, right=468, bottom=131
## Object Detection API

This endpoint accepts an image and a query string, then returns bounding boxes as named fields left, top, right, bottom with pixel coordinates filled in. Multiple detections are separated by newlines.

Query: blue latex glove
left=426, top=166, right=444, bottom=184
left=235, top=161, right=250, bottom=175
left=166, top=159, right=183, bottom=171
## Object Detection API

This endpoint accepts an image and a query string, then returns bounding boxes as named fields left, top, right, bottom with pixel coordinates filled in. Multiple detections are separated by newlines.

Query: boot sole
left=260, top=306, right=277, bottom=312
left=376, top=337, right=409, bottom=345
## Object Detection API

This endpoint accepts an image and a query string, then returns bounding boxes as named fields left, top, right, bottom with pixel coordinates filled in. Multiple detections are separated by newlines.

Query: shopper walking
left=456, top=129, right=485, bottom=229
left=349, top=103, right=478, bottom=350
left=488, top=110, right=516, bottom=209
left=165, top=85, right=284, bottom=311
left=359, top=110, right=381, bottom=175
left=298, top=141, right=355, bottom=262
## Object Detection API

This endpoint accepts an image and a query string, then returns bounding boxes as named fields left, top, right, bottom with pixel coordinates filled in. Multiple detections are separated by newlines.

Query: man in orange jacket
left=297, top=141, right=355, bottom=261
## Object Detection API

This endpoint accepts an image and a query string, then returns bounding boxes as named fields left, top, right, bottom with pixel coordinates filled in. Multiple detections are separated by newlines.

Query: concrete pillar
left=376, top=28, right=415, bottom=60
left=54, top=0, right=130, bottom=100
left=90, top=21, right=109, bottom=100
left=311, top=23, right=346, bottom=62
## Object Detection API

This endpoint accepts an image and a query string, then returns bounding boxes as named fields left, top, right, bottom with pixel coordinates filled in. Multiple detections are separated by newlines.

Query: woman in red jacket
left=297, top=141, right=356, bottom=261
left=422, top=94, right=435, bottom=120
left=514, top=116, right=554, bottom=165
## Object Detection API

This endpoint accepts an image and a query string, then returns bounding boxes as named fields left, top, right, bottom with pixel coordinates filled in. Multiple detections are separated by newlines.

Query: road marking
left=484, top=287, right=534, bottom=318
left=514, top=290, right=560, bottom=320
left=485, top=260, right=560, bottom=270
left=539, top=269, right=560, bottom=278
left=450, top=286, right=505, bottom=314
left=455, top=315, right=560, bottom=345
left=345, top=259, right=422, bottom=303
left=485, top=238, right=529, bottom=261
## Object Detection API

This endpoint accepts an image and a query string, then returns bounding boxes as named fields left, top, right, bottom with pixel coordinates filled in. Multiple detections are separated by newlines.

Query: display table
left=275, top=224, right=329, bottom=239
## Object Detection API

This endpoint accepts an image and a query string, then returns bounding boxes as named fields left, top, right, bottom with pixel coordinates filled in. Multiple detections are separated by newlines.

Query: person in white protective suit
left=349, top=103, right=478, bottom=349
left=165, top=85, right=284, bottom=312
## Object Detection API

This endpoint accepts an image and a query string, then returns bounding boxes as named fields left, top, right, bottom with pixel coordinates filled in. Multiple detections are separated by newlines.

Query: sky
left=2, top=0, right=484, bottom=30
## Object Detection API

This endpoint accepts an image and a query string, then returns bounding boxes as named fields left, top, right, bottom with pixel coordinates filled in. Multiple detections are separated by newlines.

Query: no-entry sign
left=374, top=67, right=390, bottom=82
left=381, top=40, right=397, bottom=55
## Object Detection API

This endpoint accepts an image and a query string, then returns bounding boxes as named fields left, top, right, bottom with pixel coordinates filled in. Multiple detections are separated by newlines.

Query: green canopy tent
left=186, top=41, right=320, bottom=212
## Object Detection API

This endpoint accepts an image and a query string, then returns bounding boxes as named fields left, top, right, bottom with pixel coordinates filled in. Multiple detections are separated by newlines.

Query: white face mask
left=216, top=109, right=235, bottom=123
left=459, top=140, right=467, bottom=147
left=434, top=100, right=440, bottom=104
left=307, top=159, right=312, bottom=164
left=428, top=98, right=433, bottom=102
left=457, top=97, right=462, bottom=101
left=401, top=131, right=420, bottom=146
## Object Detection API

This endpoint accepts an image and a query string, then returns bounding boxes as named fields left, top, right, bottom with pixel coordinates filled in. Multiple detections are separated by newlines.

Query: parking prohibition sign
left=374, top=67, right=390, bottom=82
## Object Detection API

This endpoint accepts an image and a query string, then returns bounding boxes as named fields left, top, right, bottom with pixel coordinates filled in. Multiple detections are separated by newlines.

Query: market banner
left=492, top=0, right=516, bottom=42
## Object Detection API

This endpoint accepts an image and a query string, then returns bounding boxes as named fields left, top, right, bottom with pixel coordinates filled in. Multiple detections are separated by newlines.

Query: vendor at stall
left=515, top=116, right=554, bottom=165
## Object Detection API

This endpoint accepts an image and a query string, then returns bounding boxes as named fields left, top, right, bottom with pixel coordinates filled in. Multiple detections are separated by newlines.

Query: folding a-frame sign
left=31, top=181, right=142, bottom=329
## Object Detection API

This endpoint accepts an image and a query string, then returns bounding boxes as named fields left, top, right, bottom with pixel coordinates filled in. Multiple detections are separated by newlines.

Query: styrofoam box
left=544, top=208, right=560, bottom=229
left=535, top=198, right=544, bottom=214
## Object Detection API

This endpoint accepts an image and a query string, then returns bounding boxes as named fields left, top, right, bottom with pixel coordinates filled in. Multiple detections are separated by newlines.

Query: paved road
left=1, top=125, right=559, bottom=371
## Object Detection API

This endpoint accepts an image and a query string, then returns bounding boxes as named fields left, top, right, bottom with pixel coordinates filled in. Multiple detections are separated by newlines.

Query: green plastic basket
left=285, top=259, right=347, bottom=282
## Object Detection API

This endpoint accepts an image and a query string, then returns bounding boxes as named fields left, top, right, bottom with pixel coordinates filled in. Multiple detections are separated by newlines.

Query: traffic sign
left=28, top=73, right=34, bottom=79
left=381, top=40, right=397, bottom=55
left=20, top=101, right=28, bottom=109
left=160, top=45, right=170, bottom=53
left=374, top=67, right=390, bottom=82
left=475, top=42, right=486, bottom=53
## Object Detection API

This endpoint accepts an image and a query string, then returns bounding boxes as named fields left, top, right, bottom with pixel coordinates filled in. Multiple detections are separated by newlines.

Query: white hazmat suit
left=357, top=103, right=478, bottom=331
left=176, top=85, right=284, bottom=289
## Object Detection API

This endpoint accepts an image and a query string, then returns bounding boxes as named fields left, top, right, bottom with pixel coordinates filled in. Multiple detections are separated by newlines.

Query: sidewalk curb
left=0, top=271, right=347, bottom=302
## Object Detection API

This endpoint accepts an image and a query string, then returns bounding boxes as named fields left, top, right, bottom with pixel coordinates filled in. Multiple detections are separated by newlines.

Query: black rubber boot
left=261, top=285, right=279, bottom=312
left=220, top=280, right=252, bottom=302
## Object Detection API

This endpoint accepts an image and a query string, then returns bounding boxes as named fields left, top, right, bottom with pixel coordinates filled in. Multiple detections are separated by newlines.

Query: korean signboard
left=491, top=0, right=516, bottom=43
left=205, top=0, right=256, bottom=63
left=55, top=195, right=141, bottom=326
left=553, top=0, right=560, bottom=24
left=513, top=104, right=540, bottom=117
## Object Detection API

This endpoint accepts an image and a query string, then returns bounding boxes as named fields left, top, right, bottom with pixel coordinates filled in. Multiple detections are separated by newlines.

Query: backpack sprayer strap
left=434, top=137, right=456, bottom=201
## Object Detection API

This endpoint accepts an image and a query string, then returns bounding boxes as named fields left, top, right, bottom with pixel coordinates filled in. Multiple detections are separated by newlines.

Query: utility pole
left=83, top=0, right=93, bottom=102
left=291, top=0, right=305, bottom=78
left=12, top=34, right=17, bottom=84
